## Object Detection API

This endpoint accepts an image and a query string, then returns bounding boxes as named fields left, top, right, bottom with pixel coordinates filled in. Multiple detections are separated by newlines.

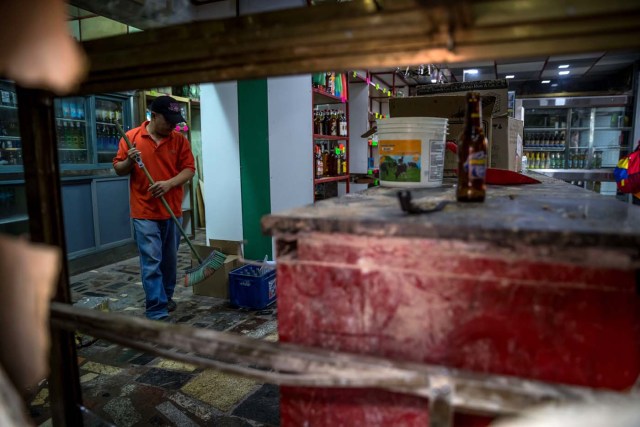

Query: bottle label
left=465, top=151, right=486, bottom=179
left=379, top=139, right=421, bottom=182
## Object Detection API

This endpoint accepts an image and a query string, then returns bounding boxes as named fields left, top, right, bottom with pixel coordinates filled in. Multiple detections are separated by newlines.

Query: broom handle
left=115, top=122, right=203, bottom=264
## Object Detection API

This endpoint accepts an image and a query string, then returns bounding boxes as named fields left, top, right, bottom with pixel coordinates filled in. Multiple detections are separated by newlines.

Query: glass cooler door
left=0, top=81, right=22, bottom=170
left=95, top=98, right=125, bottom=164
left=55, top=97, right=90, bottom=166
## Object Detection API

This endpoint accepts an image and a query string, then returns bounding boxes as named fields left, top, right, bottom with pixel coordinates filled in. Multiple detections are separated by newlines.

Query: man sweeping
left=113, top=96, right=195, bottom=321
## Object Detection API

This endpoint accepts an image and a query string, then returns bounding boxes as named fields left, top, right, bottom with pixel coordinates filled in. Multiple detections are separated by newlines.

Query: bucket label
left=429, top=140, right=444, bottom=181
left=379, top=139, right=421, bottom=182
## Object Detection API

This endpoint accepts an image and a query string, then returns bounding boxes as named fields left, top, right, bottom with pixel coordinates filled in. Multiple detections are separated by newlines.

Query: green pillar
left=238, top=79, right=272, bottom=260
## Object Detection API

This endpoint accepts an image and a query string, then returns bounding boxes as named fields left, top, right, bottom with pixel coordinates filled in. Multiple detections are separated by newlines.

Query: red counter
left=263, top=177, right=640, bottom=426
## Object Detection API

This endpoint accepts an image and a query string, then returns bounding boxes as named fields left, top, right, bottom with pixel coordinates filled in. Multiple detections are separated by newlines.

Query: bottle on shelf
left=315, top=145, right=323, bottom=178
left=322, top=110, right=330, bottom=136
left=1, top=89, right=12, bottom=106
left=76, top=122, right=85, bottom=148
left=326, top=72, right=334, bottom=95
left=593, top=151, right=602, bottom=168
left=313, top=111, right=322, bottom=135
left=339, top=112, right=347, bottom=137
left=56, top=120, right=64, bottom=146
left=335, top=147, right=343, bottom=175
left=341, top=146, right=347, bottom=175
left=322, top=143, right=329, bottom=176
left=330, top=110, right=338, bottom=136
left=329, top=144, right=338, bottom=175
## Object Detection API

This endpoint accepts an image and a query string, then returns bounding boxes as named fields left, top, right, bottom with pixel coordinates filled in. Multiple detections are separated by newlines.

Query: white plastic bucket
left=377, top=117, right=448, bottom=188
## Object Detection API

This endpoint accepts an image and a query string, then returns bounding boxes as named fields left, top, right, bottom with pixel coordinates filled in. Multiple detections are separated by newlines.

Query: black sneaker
left=167, top=299, right=177, bottom=312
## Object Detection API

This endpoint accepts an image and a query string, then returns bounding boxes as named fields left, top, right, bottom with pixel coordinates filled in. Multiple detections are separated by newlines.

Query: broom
left=115, top=122, right=225, bottom=287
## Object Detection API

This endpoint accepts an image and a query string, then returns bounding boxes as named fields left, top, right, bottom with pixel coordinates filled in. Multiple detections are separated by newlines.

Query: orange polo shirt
left=113, top=121, right=195, bottom=220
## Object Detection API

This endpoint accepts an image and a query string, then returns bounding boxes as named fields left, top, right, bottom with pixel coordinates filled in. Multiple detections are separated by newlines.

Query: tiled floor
left=29, top=230, right=280, bottom=427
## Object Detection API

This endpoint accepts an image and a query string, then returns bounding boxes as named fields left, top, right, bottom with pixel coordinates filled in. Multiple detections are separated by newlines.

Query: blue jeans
left=133, top=218, right=181, bottom=319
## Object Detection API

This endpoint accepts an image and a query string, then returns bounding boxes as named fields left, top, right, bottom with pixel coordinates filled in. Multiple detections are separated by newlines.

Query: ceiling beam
left=75, top=0, right=640, bottom=95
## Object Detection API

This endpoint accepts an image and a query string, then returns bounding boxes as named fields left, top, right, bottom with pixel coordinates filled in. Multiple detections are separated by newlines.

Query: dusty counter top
left=262, top=173, right=640, bottom=255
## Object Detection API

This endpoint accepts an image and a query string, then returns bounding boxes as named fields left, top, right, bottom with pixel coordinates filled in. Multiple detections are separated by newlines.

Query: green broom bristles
left=184, top=250, right=227, bottom=287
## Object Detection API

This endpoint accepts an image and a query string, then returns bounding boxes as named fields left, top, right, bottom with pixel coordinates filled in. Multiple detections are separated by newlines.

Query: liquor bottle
left=61, top=121, right=69, bottom=149
left=315, top=145, right=323, bottom=178
left=1, top=89, right=11, bottom=106
left=339, top=112, right=347, bottom=137
left=457, top=92, right=487, bottom=202
left=76, top=122, right=85, bottom=148
left=62, top=99, right=71, bottom=119
left=313, top=111, right=322, bottom=135
left=322, top=143, right=329, bottom=176
left=335, top=147, right=342, bottom=175
left=322, top=110, right=330, bottom=136
left=329, top=110, right=338, bottom=136
left=70, top=99, right=78, bottom=120
left=341, top=146, right=347, bottom=175
left=326, top=72, right=333, bottom=94
left=329, top=144, right=337, bottom=175
left=71, top=121, right=79, bottom=148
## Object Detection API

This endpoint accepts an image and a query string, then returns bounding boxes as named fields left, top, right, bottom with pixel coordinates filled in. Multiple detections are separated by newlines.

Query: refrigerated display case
left=0, top=81, right=22, bottom=171
left=522, top=96, right=634, bottom=201
left=0, top=79, right=136, bottom=256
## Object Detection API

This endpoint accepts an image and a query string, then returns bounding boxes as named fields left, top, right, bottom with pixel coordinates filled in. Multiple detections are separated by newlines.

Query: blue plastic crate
left=229, top=264, right=277, bottom=310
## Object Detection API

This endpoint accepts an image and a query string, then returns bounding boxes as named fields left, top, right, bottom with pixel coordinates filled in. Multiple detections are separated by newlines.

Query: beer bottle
left=457, top=92, right=487, bottom=202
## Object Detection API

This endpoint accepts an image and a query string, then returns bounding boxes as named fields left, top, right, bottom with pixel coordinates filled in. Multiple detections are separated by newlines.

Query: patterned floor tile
left=181, top=370, right=257, bottom=412
left=232, top=384, right=280, bottom=426
left=135, top=368, right=194, bottom=390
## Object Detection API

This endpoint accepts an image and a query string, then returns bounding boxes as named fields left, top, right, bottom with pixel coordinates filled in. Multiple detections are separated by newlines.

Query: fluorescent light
left=551, top=83, right=558, bottom=87
left=505, top=75, right=515, bottom=79
left=558, top=64, right=570, bottom=69
left=431, top=79, right=437, bottom=83
left=541, top=80, right=551, bottom=84
left=463, top=69, right=478, bottom=75
left=559, top=70, right=570, bottom=75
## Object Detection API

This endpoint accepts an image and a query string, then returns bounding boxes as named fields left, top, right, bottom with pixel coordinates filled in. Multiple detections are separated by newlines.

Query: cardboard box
left=192, top=239, right=243, bottom=298
left=415, top=79, right=509, bottom=117
left=389, top=95, right=496, bottom=177
left=490, top=117, right=524, bottom=172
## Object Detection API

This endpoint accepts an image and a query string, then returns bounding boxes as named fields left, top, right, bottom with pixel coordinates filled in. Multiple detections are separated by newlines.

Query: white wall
left=349, top=82, right=370, bottom=174
left=200, top=82, right=243, bottom=242
left=268, top=75, right=314, bottom=213
left=199, top=0, right=311, bottom=248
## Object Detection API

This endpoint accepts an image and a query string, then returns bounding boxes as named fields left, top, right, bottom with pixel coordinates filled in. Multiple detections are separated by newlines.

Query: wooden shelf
left=314, top=175, right=349, bottom=185
left=313, top=88, right=345, bottom=105
left=0, top=214, right=28, bottom=225
left=523, top=146, right=566, bottom=151
left=313, top=135, right=348, bottom=141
